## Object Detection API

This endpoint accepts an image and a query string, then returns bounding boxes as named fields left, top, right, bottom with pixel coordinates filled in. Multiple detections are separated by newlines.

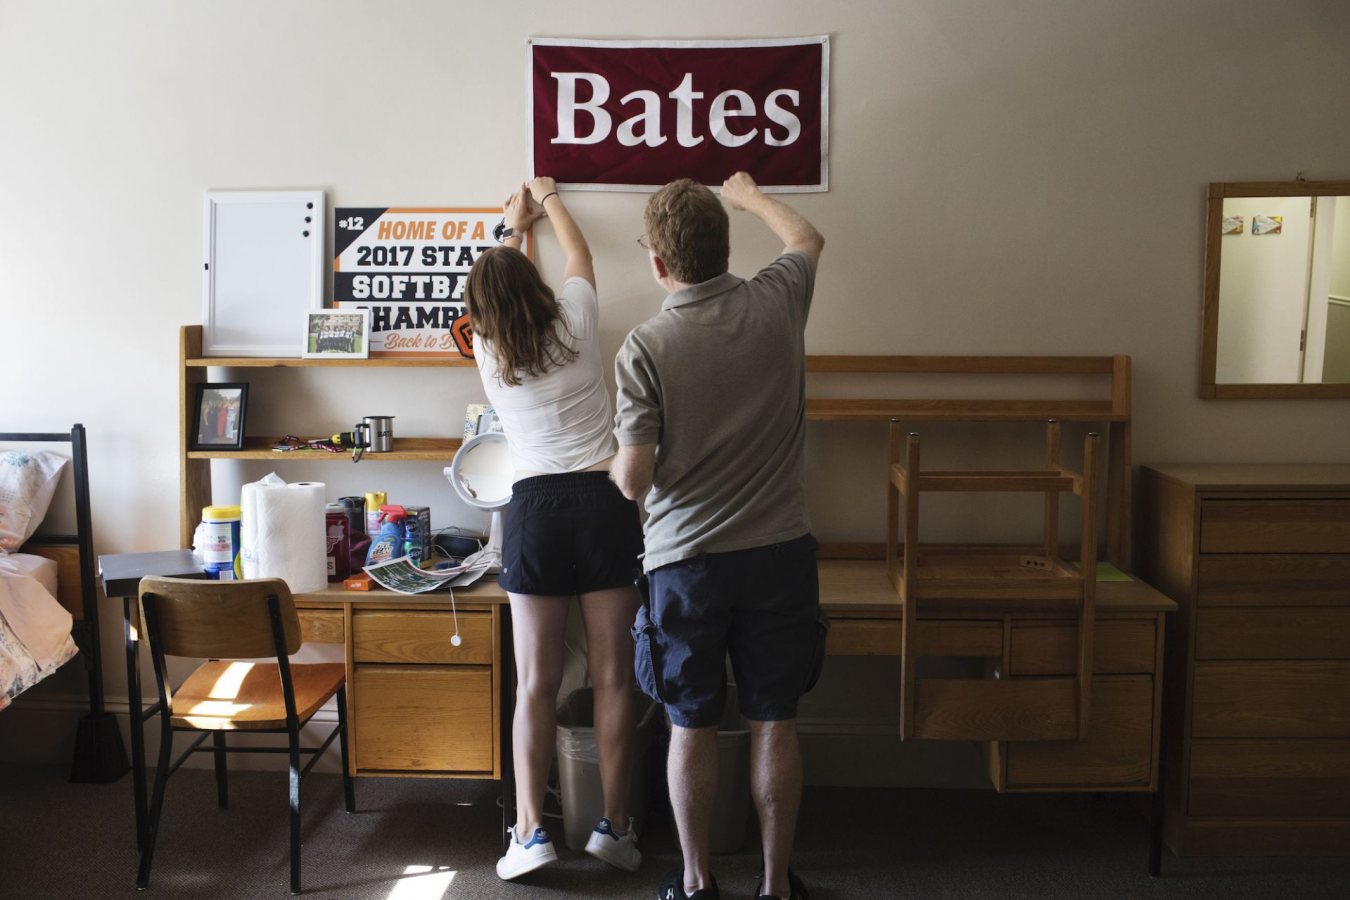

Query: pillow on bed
left=0, top=451, right=69, bottom=552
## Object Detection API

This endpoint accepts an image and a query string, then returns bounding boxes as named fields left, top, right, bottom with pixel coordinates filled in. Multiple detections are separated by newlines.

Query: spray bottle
left=365, top=504, right=407, bottom=566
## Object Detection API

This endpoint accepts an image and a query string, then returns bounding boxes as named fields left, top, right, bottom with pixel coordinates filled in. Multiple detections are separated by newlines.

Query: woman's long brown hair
left=463, top=246, right=577, bottom=387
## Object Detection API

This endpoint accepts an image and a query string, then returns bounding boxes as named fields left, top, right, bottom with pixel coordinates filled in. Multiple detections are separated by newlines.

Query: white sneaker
left=496, top=826, right=558, bottom=880
left=584, top=816, right=642, bottom=872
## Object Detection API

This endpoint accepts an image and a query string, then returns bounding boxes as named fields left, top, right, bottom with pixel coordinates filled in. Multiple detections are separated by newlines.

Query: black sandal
left=754, top=868, right=808, bottom=900
left=659, top=866, right=721, bottom=899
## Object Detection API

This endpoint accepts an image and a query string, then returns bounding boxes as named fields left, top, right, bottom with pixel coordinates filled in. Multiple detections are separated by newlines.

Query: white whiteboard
left=202, top=190, right=325, bottom=357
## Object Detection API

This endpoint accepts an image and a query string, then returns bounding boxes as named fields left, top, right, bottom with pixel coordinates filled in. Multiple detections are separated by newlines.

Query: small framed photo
left=190, top=383, right=249, bottom=451
left=303, top=309, right=370, bottom=359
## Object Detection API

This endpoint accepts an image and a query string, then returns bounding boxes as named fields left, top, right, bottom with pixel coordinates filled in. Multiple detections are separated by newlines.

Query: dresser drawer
left=297, top=609, right=344, bottom=644
left=1189, top=740, right=1350, bottom=817
left=1198, top=555, right=1350, bottom=607
left=1008, top=619, right=1156, bottom=675
left=1196, top=608, right=1350, bottom=660
left=1200, top=500, right=1350, bottom=554
left=353, top=610, right=493, bottom=664
left=1192, top=661, right=1350, bottom=738
left=1004, top=675, right=1153, bottom=788
left=354, top=666, right=493, bottom=773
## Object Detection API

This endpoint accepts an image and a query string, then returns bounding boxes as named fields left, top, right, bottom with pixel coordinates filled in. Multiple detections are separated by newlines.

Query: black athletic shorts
left=499, top=472, right=644, bottom=596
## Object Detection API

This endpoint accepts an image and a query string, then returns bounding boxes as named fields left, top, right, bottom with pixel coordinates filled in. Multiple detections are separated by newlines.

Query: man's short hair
left=644, top=178, right=730, bottom=284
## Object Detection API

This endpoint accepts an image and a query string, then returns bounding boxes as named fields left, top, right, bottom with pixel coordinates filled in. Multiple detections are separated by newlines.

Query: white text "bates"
left=549, top=72, right=802, bottom=148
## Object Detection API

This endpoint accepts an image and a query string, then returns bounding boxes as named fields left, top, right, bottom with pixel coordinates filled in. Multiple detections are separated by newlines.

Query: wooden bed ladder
left=886, top=420, right=1100, bottom=743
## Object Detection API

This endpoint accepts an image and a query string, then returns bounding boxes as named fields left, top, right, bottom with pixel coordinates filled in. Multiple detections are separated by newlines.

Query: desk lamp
left=444, top=431, right=513, bottom=573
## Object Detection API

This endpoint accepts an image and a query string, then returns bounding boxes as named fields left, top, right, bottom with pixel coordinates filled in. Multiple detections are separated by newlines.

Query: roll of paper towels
left=240, top=473, right=327, bottom=593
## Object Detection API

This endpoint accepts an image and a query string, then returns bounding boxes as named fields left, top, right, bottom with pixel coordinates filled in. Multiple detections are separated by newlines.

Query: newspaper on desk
left=363, top=555, right=491, bottom=593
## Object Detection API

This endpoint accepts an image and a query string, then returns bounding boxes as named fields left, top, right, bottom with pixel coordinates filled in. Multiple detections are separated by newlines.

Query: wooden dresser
left=1136, top=464, right=1350, bottom=856
left=294, top=586, right=508, bottom=780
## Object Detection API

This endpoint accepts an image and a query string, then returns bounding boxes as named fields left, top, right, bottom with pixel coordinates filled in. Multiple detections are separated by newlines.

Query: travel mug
left=364, top=416, right=394, bottom=452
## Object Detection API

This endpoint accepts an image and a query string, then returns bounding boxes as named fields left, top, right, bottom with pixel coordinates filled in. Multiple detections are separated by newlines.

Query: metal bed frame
left=2, top=424, right=128, bottom=782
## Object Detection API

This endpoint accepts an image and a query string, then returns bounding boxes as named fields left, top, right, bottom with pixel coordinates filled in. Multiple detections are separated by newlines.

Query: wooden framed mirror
left=1200, top=179, right=1350, bottom=398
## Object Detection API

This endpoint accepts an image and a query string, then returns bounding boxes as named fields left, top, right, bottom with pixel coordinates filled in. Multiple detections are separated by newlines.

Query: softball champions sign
left=529, top=37, right=829, bottom=192
left=333, top=208, right=530, bottom=357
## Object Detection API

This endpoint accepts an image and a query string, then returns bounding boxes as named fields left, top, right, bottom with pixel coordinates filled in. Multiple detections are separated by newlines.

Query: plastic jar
left=201, top=504, right=242, bottom=580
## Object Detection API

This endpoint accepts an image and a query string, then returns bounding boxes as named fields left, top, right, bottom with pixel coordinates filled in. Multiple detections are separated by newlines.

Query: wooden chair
left=135, top=576, right=354, bottom=894
left=886, top=421, right=1100, bottom=743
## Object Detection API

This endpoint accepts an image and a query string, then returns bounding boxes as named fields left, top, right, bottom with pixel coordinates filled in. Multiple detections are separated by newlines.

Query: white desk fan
left=444, top=431, right=514, bottom=573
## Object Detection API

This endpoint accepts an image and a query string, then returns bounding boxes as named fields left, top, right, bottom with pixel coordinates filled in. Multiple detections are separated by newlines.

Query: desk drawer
left=1196, top=608, right=1350, bottom=660
left=1197, top=555, right=1350, bottom=607
left=298, top=610, right=344, bottom=645
left=354, top=666, right=493, bottom=773
left=1192, top=661, right=1350, bottom=738
left=1189, top=739, right=1350, bottom=817
left=1200, top=500, right=1350, bottom=554
left=1009, top=619, right=1156, bottom=675
left=353, top=611, right=493, bottom=665
left=826, top=619, right=1007, bottom=658
left=1004, top=675, right=1153, bottom=789
left=826, top=619, right=902, bottom=656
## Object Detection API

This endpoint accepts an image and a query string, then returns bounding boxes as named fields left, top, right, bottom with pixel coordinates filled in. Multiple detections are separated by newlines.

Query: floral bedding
left=0, top=553, right=77, bottom=710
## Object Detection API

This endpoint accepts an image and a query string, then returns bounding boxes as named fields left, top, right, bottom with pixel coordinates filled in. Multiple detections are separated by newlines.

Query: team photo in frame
left=302, top=309, right=371, bottom=359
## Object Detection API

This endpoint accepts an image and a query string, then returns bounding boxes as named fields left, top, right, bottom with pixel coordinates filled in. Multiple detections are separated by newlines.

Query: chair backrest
left=137, top=576, right=301, bottom=659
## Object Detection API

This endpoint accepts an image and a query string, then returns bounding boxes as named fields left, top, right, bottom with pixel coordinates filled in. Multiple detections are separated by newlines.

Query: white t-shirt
left=474, top=277, right=616, bottom=474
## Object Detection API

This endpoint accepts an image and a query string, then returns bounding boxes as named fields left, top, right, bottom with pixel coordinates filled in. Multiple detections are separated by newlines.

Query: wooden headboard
left=21, top=544, right=88, bottom=620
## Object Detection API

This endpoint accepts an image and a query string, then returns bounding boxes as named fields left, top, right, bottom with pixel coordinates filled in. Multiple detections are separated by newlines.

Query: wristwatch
left=493, top=219, right=522, bottom=243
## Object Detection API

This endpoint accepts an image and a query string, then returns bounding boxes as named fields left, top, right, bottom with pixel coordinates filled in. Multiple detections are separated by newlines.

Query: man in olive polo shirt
left=613, top=172, right=826, bottom=900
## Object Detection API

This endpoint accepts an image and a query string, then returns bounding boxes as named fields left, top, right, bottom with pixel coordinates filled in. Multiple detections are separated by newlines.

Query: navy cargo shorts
left=632, top=533, right=829, bottom=728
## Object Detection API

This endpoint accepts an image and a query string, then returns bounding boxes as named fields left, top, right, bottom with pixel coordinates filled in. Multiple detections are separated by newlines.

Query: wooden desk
left=292, top=580, right=515, bottom=843
left=819, top=557, right=1175, bottom=792
left=819, top=555, right=1175, bottom=873
left=301, top=561, right=1174, bottom=788
left=292, top=581, right=510, bottom=778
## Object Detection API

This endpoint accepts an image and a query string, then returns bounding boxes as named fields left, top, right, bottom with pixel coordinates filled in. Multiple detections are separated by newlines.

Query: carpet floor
left=2, top=764, right=1347, bottom=899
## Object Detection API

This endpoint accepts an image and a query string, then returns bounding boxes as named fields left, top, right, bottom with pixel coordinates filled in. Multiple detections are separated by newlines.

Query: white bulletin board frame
left=202, top=190, right=326, bottom=357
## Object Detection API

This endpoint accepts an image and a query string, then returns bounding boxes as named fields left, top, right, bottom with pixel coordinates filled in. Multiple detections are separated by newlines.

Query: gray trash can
left=556, top=688, right=658, bottom=850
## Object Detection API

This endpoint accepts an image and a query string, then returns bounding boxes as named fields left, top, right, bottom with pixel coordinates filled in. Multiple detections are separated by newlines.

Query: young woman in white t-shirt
left=464, top=176, right=644, bottom=881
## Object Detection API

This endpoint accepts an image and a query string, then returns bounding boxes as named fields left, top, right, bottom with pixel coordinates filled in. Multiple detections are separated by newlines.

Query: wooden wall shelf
left=806, top=399, right=1125, bottom=423
left=177, top=324, right=472, bottom=545
left=186, top=355, right=476, bottom=368
left=188, top=437, right=463, bottom=461
left=806, top=354, right=1133, bottom=567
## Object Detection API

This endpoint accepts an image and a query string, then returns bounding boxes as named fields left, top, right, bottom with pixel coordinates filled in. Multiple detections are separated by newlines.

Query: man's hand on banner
left=721, top=171, right=763, bottom=211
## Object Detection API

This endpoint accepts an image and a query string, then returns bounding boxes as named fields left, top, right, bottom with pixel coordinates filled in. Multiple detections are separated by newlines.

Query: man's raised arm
left=721, top=171, right=825, bottom=264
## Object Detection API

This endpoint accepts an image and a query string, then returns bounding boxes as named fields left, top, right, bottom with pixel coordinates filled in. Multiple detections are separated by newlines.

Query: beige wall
left=4, top=1, right=1350, bottom=768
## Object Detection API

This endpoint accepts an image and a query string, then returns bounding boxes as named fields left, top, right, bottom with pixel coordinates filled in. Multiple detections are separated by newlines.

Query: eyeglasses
left=271, top=435, right=343, bottom=453
left=636, top=234, right=650, bottom=251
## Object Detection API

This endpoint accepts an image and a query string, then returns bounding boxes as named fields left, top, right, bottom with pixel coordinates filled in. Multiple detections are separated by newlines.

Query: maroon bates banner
left=530, top=37, right=828, bottom=192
